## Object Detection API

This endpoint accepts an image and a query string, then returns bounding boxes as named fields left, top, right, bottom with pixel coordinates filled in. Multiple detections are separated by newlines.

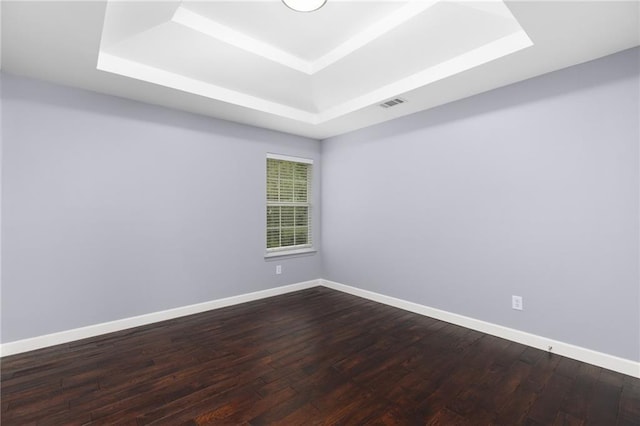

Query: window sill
left=264, top=248, right=317, bottom=259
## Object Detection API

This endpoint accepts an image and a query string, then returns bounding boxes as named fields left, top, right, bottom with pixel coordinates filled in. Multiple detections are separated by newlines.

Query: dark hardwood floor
left=2, top=287, right=639, bottom=425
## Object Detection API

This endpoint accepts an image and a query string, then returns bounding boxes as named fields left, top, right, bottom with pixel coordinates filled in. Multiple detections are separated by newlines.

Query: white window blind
left=266, top=155, right=312, bottom=253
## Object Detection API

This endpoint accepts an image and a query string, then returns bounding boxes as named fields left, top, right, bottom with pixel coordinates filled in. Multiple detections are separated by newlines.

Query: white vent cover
left=379, top=98, right=407, bottom=108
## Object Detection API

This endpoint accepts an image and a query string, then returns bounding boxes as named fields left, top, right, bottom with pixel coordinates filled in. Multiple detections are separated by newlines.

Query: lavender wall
left=2, top=48, right=638, bottom=362
left=1, top=74, right=321, bottom=342
left=321, top=48, right=640, bottom=361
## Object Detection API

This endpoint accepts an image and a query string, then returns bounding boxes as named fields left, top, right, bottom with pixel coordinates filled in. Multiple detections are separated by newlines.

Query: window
left=266, top=154, right=313, bottom=255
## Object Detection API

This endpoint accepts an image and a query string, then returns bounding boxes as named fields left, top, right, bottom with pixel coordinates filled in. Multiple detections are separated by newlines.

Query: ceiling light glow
left=282, top=0, right=327, bottom=13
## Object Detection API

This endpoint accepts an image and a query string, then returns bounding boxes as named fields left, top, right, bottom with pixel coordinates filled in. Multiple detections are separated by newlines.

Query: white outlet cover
left=512, top=295, right=523, bottom=311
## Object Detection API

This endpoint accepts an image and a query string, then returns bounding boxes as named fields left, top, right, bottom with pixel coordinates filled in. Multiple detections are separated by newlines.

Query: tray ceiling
left=2, top=1, right=639, bottom=139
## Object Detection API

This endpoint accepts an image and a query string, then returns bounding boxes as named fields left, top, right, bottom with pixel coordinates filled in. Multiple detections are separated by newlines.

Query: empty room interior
left=1, top=0, right=639, bottom=424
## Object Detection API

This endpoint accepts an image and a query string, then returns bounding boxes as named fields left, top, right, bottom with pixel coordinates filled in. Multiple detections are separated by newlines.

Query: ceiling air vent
left=379, top=98, right=407, bottom=109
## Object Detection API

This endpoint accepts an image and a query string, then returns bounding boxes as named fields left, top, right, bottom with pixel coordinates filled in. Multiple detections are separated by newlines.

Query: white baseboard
left=3, top=277, right=638, bottom=378
left=0, top=279, right=321, bottom=357
left=320, top=279, right=640, bottom=378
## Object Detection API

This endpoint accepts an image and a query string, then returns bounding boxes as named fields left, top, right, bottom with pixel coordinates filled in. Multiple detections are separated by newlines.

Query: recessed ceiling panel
left=181, top=1, right=406, bottom=61
left=97, top=0, right=533, bottom=124
left=102, top=22, right=316, bottom=112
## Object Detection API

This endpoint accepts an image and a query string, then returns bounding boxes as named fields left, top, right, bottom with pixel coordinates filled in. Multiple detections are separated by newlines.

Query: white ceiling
left=1, top=1, right=639, bottom=139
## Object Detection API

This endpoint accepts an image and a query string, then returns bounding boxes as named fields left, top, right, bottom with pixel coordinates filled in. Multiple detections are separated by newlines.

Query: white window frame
left=265, top=153, right=315, bottom=258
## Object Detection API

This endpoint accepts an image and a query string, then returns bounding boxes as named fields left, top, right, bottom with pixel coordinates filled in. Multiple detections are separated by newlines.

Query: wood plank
left=0, top=287, right=637, bottom=425
left=617, top=376, right=640, bottom=426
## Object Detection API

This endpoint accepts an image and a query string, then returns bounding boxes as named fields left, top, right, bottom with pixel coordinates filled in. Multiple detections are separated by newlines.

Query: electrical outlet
left=512, top=295, right=523, bottom=311
left=276, top=265, right=282, bottom=275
